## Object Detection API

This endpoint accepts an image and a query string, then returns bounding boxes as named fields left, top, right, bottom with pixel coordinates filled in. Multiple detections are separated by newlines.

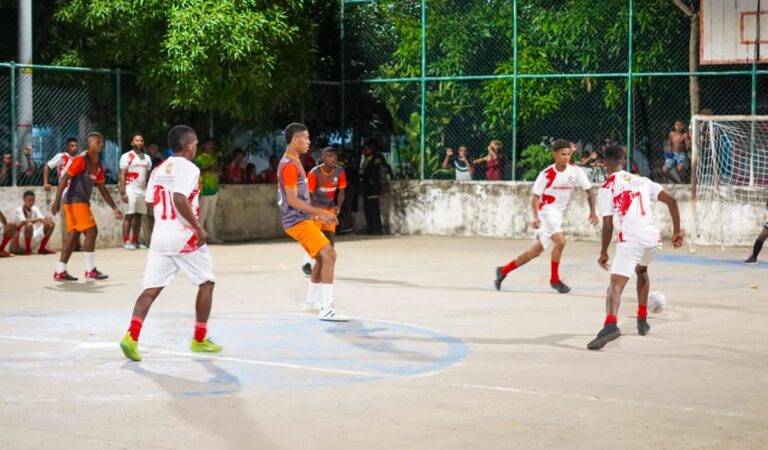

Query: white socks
left=306, top=282, right=321, bottom=305
left=56, top=261, right=67, bottom=273
left=303, top=253, right=313, bottom=265
left=85, top=252, right=96, bottom=272
left=321, top=284, right=334, bottom=309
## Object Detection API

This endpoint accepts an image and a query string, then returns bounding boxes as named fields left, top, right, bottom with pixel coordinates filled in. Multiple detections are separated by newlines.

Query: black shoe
left=494, top=267, right=506, bottom=291
left=744, top=255, right=758, bottom=264
left=301, top=263, right=312, bottom=276
left=550, top=280, right=571, bottom=294
left=637, top=318, right=650, bottom=336
left=587, top=323, right=621, bottom=350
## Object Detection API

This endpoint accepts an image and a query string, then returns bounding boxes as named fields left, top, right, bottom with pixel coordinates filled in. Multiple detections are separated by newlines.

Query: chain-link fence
left=342, top=0, right=768, bottom=183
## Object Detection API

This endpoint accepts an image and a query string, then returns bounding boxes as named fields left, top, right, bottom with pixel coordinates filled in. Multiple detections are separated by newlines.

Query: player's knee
left=319, top=245, right=336, bottom=262
left=635, top=265, right=648, bottom=276
left=200, top=280, right=215, bottom=290
left=24, top=223, right=33, bottom=233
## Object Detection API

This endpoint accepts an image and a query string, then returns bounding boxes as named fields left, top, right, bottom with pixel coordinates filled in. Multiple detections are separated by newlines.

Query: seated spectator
left=259, top=155, right=279, bottom=184
left=8, top=190, right=56, bottom=255
left=0, top=210, right=18, bottom=257
left=441, top=145, right=474, bottom=180
left=473, top=140, right=505, bottom=181
left=662, top=120, right=690, bottom=183
left=244, top=163, right=259, bottom=184
left=222, top=148, right=247, bottom=184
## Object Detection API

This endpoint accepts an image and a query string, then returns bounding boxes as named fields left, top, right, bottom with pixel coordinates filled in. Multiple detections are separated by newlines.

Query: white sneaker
left=319, top=306, right=349, bottom=322
left=123, top=242, right=136, bottom=250
left=137, top=243, right=148, bottom=249
left=303, top=302, right=320, bottom=312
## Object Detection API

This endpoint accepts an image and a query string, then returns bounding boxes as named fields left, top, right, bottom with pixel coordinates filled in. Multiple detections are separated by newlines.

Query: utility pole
left=17, top=0, right=34, bottom=182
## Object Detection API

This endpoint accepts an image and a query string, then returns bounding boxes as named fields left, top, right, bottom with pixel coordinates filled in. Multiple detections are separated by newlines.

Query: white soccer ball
left=648, top=291, right=667, bottom=313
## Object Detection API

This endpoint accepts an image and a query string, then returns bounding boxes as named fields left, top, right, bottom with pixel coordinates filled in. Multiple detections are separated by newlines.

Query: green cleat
left=120, top=333, right=142, bottom=361
left=191, top=338, right=222, bottom=353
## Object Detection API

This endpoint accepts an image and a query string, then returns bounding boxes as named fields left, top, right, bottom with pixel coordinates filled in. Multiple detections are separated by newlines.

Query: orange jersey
left=307, top=165, right=347, bottom=209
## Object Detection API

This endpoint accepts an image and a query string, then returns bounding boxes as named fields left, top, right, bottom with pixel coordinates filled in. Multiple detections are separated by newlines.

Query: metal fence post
left=419, top=0, right=427, bottom=180
left=116, top=68, right=122, bottom=154
left=10, top=62, right=17, bottom=187
left=511, top=0, right=518, bottom=181
left=340, top=0, right=346, bottom=149
left=625, top=0, right=633, bottom=172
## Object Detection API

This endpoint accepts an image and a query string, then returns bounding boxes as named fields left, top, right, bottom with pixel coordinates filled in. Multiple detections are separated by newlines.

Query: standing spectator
left=473, top=140, right=504, bottom=181
left=442, top=145, right=475, bottom=181
left=0, top=210, right=19, bottom=257
left=194, top=138, right=220, bottom=243
left=1, top=146, right=36, bottom=186
left=662, top=120, right=691, bottom=183
left=359, top=139, right=392, bottom=235
left=9, top=191, right=56, bottom=255
left=119, top=133, right=152, bottom=250
left=44, top=138, right=79, bottom=191
left=259, top=155, right=279, bottom=184
left=222, top=148, right=247, bottom=184
left=147, top=141, right=164, bottom=169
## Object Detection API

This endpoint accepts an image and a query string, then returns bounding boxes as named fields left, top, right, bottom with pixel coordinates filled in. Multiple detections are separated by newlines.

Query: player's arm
left=657, top=191, right=683, bottom=248
left=530, top=194, right=541, bottom=229
left=118, top=168, right=128, bottom=203
left=336, top=188, right=346, bottom=214
left=43, top=164, right=52, bottom=190
left=96, top=183, right=124, bottom=220
left=599, top=215, right=613, bottom=270
left=173, top=192, right=207, bottom=246
left=441, top=148, right=452, bottom=169
left=50, top=171, right=71, bottom=216
left=284, top=187, right=337, bottom=225
left=0, top=211, right=6, bottom=226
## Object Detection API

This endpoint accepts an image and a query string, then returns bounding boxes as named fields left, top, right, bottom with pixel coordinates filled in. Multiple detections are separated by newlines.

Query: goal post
left=690, top=115, right=768, bottom=252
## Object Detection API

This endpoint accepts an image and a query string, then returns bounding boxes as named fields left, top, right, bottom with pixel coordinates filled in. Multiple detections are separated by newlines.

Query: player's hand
left=334, top=206, right=341, bottom=215
left=446, top=148, right=454, bottom=157
left=121, top=193, right=128, bottom=203
left=195, top=225, right=208, bottom=246
left=51, top=201, right=60, bottom=216
left=113, top=207, right=124, bottom=221
left=44, top=182, right=52, bottom=191
left=318, top=210, right=337, bottom=226
left=532, top=217, right=541, bottom=229
left=598, top=253, right=610, bottom=271
left=671, top=230, right=684, bottom=248
left=588, top=213, right=599, bottom=225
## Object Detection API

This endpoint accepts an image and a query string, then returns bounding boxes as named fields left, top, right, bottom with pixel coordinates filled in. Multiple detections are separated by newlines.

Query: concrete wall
left=381, top=180, right=765, bottom=247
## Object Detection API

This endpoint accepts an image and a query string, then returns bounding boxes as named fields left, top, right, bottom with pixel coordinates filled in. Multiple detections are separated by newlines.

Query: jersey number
left=153, top=185, right=177, bottom=220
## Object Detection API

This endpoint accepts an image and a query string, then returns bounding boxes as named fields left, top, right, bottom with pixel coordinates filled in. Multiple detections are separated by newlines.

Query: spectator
left=0, top=210, right=19, bottom=257
left=119, top=133, right=152, bottom=250
left=244, top=163, right=259, bottom=184
left=301, top=146, right=317, bottom=174
left=8, top=190, right=56, bottom=255
left=259, top=155, right=279, bottom=184
left=662, top=120, right=691, bottom=183
left=1, top=146, right=36, bottom=186
left=147, top=141, right=164, bottom=169
left=442, top=145, right=474, bottom=181
left=44, top=137, right=79, bottom=191
left=359, top=139, right=392, bottom=235
left=194, top=138, right=220, bottom=243
left=222, top=148, right=247, bottom=184
left=473, top=140, right=504, bottom=181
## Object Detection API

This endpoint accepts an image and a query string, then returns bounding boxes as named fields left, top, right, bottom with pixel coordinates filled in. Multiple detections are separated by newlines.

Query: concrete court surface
left=0, top=235, right=766, bottom=450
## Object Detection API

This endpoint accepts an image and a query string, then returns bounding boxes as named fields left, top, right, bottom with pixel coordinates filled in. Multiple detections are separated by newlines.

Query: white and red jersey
left=119, top=150, right=152, bottom=194
left=532, top=164, right=592, bottom=218
left=598, top=170, right=664, bottom=246
left=13, top=205, right=44, bottom=226
left=46, top=152, right=77, bottom=185
left=145, top=157, right=201, bottom=255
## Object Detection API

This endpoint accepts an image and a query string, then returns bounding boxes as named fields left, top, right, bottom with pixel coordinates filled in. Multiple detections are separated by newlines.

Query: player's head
left=673, top=120, right=684, bottom=131
left=458, top=145, right=468, bottom=157
left=604, top=144, right=626, bottom=170
left=285, top=123, right=310, bottom=154
left=362, top=139, right=378, bottom=156
left=146, top=142, right=159, bottom=156
left=488, top=140, right=502, bottom=155
left=22, top=190, right=35, bottom=208
left=551, top=139, right=573, bottom=167
left=321, top=146, right=338, bottom=167
left=130, top=133, right=144, bottom=151
left=85, top=132, right=104, bottom=153
left=168, top=125, right=198, bottom=160
left=65, top=137, right=78, bottom=155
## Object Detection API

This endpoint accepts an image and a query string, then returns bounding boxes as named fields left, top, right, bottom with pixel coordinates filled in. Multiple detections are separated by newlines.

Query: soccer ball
left=648, top=291, right=667, bottom=313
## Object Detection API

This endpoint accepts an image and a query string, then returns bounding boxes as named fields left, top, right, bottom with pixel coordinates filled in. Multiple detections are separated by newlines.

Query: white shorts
left=535, top=213, right=564, bottom=250
left=143, top=246, right=215, bottom=289
left=126, top=191, right=147, bottom=215
left=9, top=226, right=44, bottom=253
left=611, top=242, right=660, bottom=277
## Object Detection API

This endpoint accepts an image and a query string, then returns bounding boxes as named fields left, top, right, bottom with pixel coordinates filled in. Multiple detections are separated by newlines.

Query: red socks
left=131, top=237, right=139, bottom=245
left=25, top=236, right=32, bottom=253
left=128, top=316, right=143, bottom=341
left=604, top=315, right=617, bottom=326
left=501, top=260, right=518, bottom=276
left=637, top=305, right=648, bottom=319
left=0, top=235, right=11, bottom=251
left=38, top=236, right=50, bottom=252
left=194, top=322, right=207, bottom=343
left=550, top=260, right=560, bottom=283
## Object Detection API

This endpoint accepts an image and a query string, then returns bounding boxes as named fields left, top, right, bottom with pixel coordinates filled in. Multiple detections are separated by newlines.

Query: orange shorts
left=64, top=202, right=96, bottom=232
left=315, top=209, right=337, bottom=233
left=285, top=220, right=330, bottom=258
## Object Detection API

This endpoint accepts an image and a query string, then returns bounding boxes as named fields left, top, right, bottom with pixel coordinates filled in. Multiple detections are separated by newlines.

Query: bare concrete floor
left=0, top=235, right=766, bottom=450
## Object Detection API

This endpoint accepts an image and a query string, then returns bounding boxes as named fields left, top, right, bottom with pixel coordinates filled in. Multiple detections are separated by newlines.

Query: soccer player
left=8, top=191, right=55, bottom=255
left=0, top=211, right=18, bottom=258
left=495, top=140, right=598, bottom=294
left=744, top=209, right=768, bottom=264
left=303, top=146, right=348, bottom=310
left=43, top=137, right=79, bottom=191
left=119, top=133, right=152, bottom=250
left=119, top=125, right=221, bottom=362
left=279, top=123, right=347, bottom=321
left=587, top=145, right=683, bottom=350
left=51, top=132, right=124, bottom=281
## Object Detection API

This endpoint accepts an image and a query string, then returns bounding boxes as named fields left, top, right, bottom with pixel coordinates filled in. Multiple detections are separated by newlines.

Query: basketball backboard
left=700, top=0, right=767, bottom=64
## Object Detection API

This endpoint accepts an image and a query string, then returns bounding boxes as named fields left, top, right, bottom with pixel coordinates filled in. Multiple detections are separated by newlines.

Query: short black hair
left=284, top=123, right=308, bottom=145
left=129, top=132, right=144, bottom=143
left=364, top=139, right=379, bottom=150
left=23, top=190, right=34, bottom=198
left=604, top=144, right=626, bottom=163
left=65, top=137, right=78, bottom=145
left=86, top=131, right=103, bottom=142
left=551, top=139, right=571, bottom=152
left=167, top=125, right=197, bottom=153
left=322, top=146, right=337, bottom=155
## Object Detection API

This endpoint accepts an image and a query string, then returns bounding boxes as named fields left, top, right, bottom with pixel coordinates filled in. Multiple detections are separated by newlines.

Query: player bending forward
left=587, top=145, right=683, bottom=351
left=495, top=139, right=598, bottom=293
left=120, top=125, right=222, bottom=361
left=279, top=123, right=347, bottom=321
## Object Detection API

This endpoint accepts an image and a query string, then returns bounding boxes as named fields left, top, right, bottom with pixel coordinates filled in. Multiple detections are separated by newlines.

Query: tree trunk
left=689, top=13, right=700, bottom=117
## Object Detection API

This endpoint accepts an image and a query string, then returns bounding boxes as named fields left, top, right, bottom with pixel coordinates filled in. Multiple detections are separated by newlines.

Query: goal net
left=691, top=115, right=768, bottom=251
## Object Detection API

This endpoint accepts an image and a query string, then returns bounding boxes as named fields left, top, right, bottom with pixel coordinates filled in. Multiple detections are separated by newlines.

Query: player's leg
left=549, top=232, right=570, bottom=294
left=305, top=255, right=322, bottom=310
left=38, top=217, right=55, bottom=254
left=495, top=239, right=544, bottom=291
left=302, top=252, right=313, bottom=275
left=316, top=242, right=348, bottom=321
left=745, top=224, right=768, bottom=263
left=55, top=208, right=82, bottom=280
left=174, top=247, right=221, bottom=352
left=131, top=214, right=143, bottom=247
left=635, top=265, right=651, bottom=335
left=82, top=223, right=107, bottom=280
left=22, top=223, right=34, bottom=255
left=122, top=212, right=134, bottom=249
left=0, top=223, right=17, bottom=257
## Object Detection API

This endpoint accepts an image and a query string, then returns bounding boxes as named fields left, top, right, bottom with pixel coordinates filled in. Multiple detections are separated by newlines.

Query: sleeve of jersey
left=174, top=164, right=199, bottom=197
left=46, top=153, right=62, bottom=169
left=281, top=164, right=299, bottom=189
left=13, top=207, right=24, bottom=224
left=531, top=172, right=546, bottom=196
left=95, top=167, right=106, bottom=185
left=338, top=170, right=348, bottom=189
left=597, top=188, right=613, bottom=217
left=307, top=171, right=317, bottom=193
left=646, top=178, right=664, bottom=200
left=66, top=157, right=85, bottom=177
left=119, top=153, right=129, bottom=170
left=33, top=206, right=44, bottom=220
